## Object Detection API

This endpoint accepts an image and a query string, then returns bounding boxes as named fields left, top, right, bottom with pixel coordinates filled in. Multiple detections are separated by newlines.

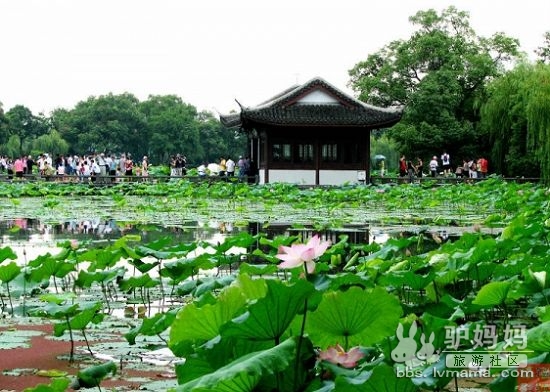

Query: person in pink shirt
left=13, top=157, right=25, bottom=179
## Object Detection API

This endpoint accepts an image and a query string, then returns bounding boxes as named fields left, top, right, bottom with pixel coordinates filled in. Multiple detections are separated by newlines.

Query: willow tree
left=31, top=129, right=69, bottom=158
left=480, top=63, right=550, bottom=182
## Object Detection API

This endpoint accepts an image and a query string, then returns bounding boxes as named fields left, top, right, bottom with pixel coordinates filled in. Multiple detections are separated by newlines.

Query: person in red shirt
left=399, top=155, right=407, bottom=177
left=478, top=157, right=489, bottom=178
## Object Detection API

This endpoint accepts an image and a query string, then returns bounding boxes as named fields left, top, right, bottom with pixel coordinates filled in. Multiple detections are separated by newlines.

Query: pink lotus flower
left=276, top=235, right=331, bottom=274
left=319, top=344, right=364, bottom=368
left=70, top=239, right=79, bottom=250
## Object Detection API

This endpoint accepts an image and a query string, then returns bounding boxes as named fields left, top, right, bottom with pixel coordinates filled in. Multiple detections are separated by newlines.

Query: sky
left=1, top=0, right=548, bottom=117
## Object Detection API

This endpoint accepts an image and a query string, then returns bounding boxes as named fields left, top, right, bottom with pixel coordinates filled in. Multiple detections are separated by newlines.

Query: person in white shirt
left=429, top=156, right=439, bottom=177
left=197, top=162, right=207, bottom=177
left=91, top=159, right=101, bottom=182
left=226, top=157, right=236, bottom=176
left=441, top=152, right=451, bottom=176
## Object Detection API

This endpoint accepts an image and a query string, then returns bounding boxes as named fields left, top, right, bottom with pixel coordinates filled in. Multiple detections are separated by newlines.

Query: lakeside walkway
left=0, top=173, right=540, bottom=185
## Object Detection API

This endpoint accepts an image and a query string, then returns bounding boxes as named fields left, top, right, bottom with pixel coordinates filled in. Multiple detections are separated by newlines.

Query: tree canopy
left=0, top=93, right=246, bottom=166
left=349, top=6, right=521, bottom=165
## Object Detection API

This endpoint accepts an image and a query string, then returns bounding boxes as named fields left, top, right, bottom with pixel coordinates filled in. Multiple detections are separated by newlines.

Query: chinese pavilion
left=219, top=76, right=402, bottom=185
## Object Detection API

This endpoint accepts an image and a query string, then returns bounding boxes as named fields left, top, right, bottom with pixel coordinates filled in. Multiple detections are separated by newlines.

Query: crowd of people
left=399, top=152, right=489, bottom=182
left=0, top=152, right=152, bottom=182
left=197, top=155, right=258, bottom=183
left=0, top=151, right=258, bottom=183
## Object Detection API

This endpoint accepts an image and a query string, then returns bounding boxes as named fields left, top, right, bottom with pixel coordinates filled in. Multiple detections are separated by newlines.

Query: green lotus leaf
left=0, top=261, right=21, bottom=283
left=54, top=302, right=104, bottom=336
left=334, top=363, right=417, bottom=392
left=23, top=377, right=70, bottom=392
left=472, top=281, right=512, bottom=307
left=221, top=278, right=315, bottom=341
left=0, top=246, right=17, bottom=264
left=169, top=284, right=247, bottom=357
left=308, top=286, right=402, bottom=347
left=174, top=336, right=297, bottom=392
left=526, top=321, right=550, bottom=352
left=77, top=361, right=117, bottom=388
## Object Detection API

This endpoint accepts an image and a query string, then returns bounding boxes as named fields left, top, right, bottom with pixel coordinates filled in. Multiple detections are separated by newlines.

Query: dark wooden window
left=343, top=142, right=360, bottom=163
left=322, top=143, right=338, bottom=162
left=273, top=143, right=291, bottom=162
left=297, top=144, right=314, bottom=162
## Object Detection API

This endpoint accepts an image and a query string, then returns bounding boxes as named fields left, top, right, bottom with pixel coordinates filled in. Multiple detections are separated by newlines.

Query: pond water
left=0, top=217, right=378, bottom=262
left=0, top=193, right=495, bottom=263
left=0, top=195, right=496, bottom=320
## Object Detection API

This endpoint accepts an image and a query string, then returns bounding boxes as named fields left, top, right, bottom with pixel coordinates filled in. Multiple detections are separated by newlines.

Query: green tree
left=31, top=130, right=70, bottom=158
left=370, top=133, right=399, bottom=173
left=480, top=62, right=550, bottom=181
left=52, top=93, right=146, bottom=157
left=139, top=95, right=202, bottom=164
left=535, top=32, right=550, bottom=64
left=348, top=6, right=521, bottom=164
left=1, top=135, right=21, bottom=158
left=196, top=111, right=246, bottom=166
left=4, top=105, right=50, bottom=153
left=0, top=102, right=9, bottom=146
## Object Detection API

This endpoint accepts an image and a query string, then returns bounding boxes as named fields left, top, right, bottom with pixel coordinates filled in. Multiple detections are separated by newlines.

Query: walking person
left=415, top=157, right=423, bottom=178
left=141, top=156, right=149, bottom=179
left=407, top=159, right=416, bottom=183
left=441, top=151, right=451, bottom=176
left=237, top=156, right=247, bottom=182
left=219, top=157, right=227, bottom=176
left=429, top=156, right=439, bottom=177
left=478, top=156, right=489, bottom=178
left=226, top=157, right=235, bottom=177
left=125, top=155, right=134, bottom=178
left=399, top=155, right=407, bottom=177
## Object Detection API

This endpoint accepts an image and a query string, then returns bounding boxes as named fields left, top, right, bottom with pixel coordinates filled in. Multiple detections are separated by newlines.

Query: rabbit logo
left=417, top=331, right=436, bottom=360
left=391, top=321, right=418, bottom=362
left=392, top=321, right=438, bottom=363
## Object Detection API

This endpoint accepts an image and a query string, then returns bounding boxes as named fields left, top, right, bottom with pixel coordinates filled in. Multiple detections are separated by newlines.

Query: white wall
left=320, top=170, right=362, bottom=185
left=266, top=170, right=316, bottom=185
left=296, top=89, right=339, bottom=104
left=260, top=170, right=365, bottom=186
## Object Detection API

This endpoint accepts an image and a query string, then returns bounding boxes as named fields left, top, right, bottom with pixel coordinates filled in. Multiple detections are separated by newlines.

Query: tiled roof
left=220, top=76, right=403, bottom=128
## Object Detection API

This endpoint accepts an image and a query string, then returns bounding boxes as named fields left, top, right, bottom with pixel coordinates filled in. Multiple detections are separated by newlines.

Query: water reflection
left=0, top=218, right=243, bottom=261
left=1, top=218, right=469, bottom=321
left=1, top=218, right=467, bottom=257
left=0, top=218, right=375, bottom=262
left=1, top=218, right=223, bottom=243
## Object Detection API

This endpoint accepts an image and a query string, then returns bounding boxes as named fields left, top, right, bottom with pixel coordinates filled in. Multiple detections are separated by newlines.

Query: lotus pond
left=0, top=179, right=549, bottom=391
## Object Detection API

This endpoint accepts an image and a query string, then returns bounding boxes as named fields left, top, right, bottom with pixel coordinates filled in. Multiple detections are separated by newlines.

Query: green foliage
left=23, top=377, right=70, bottom=392
left=76, top=361, right=117, bottom=388
left=125, top=308, right=179, bottom=345
left=370, top=134, right=399, bottom=172
left=0, top=261, right=21, bottom=283
left=45, top=93, right=246, bottom=166
left=53, top=301, right=104, bottom=337
left=472, top=281, right=513, bottom=307
left=3, top=105, right=50, bottom=155
left=174, top=336, right=299, bottom=392
left=535, top=31, right=550, bottom=64
left=0, top=245, right=17, bottom=263
left=31, top=129, right=69, bottom=157
left=349, top=6, right=521, bottom=164
left=308, top=286, right=402, bottom=348
left=480, top=62, right=550, bottom=179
